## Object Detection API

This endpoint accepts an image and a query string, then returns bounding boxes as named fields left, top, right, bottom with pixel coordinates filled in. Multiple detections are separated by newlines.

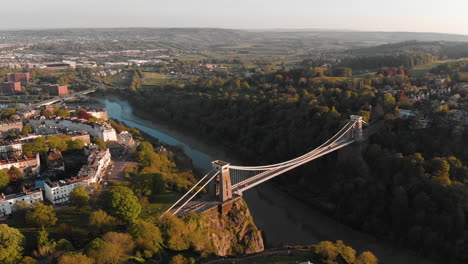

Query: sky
left=2, top=0, right=468, bottom=35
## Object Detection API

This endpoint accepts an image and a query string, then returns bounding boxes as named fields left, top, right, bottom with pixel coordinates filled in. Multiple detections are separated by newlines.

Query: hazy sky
left=2, top=0, right=468, bottom=34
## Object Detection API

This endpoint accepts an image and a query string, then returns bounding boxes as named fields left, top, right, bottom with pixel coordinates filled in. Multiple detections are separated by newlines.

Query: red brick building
left=6, top=73, right=30, bottom=83
left=0, top=82, right=21, bottom=94
left=45, top=84, right=69, bottom=96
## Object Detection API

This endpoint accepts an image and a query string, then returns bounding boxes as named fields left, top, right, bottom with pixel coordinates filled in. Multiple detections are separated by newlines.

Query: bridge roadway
left=173, top=196, right=224, bottom=217
left=165, top=116, right=380, bottom=218
left=232, top=138, right=355, bottom=195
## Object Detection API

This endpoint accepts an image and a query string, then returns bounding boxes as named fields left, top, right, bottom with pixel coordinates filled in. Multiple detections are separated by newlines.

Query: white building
left=88, top=110, right=109, bottom=121
left=0, top=188, right=43, bottom=217
left=0, top=141, right=22, bottom=158
left=28, top=116, right=117, bottom=142
left=45, top=181, right=84, bottom=204
left=45, top=148, right=111, bottom=204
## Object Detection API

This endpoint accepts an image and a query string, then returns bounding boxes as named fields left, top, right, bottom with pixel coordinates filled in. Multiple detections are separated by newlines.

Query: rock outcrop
left=202, top=198, right=264, bottom=256
left=160, top=198, right=264, bottom=257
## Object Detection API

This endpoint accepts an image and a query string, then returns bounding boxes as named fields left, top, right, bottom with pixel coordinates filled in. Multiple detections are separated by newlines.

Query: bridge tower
left=350, top=115, right=363, bottom=141
left=211, top=160, right=233, bottom=202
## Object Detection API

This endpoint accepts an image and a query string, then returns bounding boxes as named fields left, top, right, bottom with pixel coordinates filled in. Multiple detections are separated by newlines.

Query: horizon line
left=0, top=26, right=467, bottom=37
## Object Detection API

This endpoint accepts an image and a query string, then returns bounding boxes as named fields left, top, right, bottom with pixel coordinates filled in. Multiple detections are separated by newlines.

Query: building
left=117, top=131, right=137, bottom=148
left=28, top=116, right=117, bottom=142
left=45, top=148, right=111, bottom=204
left=6, top=73, right=30, bottom=83
left=47, top=150, right=65, bottom=171
left=0, top=82, right=21, bottom=94
left=0, top=141, right=22, bottom=158
left=0, top=187, right=43, bottom=217
left=19, top=109, right=39, bottom=120
left=0, top=153, right=40, bottom=176
left=44, top=180, right=84, bottom=204
left=43, top=62, right=74, bottom=71
left=0, top=121, right=23, bottom=135
left=88, top=110, right=109, bottom=121
left=44, top=84, right=69, bottom=96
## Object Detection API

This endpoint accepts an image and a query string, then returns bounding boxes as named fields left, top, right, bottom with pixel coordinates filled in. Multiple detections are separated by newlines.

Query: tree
left=131, top=173, right=166, bottom=199
left=93, top=138, right=107, bottom=148
left=35, top=228, right=55, bottom=258
left=67, top=139, right=85, bottom=150
left=0, top=169, right=9, bottom=189
left=23, top=137, right=48, bottom=156
left=383, top=93, right=396, bottom=108
left=88, top=232, right=134, bottom=264
left=0, top=224, right=24, bottom=264
left=170, top=254, right=194, bottom=264
left=69, top=187, right=90, bottom=207
left=47, top=136, right=68, bottom=151
left=58, top=253, right=94, bottom=264
left=77, top=109, right=92, bottom=120
left=8, top=166, right=23, bottom=181
left=89, top=210, right=118, bottom=232
left=25, top=202, right=57, bottom=227
left=316, top=241, right=338, bottom=260
left=99, top=186, right=141, bottom=222
left=56, top=239, right=74, bottom=252
left=356, top=251, right=378, bottom=264
left=22, top=126, right=33, bottom=136
left=129, top=219, right=163, bottom=257
left=21, top=256, right=38, bottom=264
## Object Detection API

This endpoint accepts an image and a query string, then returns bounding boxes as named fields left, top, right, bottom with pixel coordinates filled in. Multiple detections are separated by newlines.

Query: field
left=142, top=72, right=172, bottom=86
left=412, top=58, right=468, bottom=77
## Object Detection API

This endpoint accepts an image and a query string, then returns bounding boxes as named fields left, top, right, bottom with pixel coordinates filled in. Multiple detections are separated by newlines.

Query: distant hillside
left=344, top=41, right=468, bottom=58
left=3, top=28, right=468, bottom=56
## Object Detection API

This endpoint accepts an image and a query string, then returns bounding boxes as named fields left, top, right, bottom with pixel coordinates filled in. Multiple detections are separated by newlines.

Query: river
left=99, top=97, right=436, bottom=264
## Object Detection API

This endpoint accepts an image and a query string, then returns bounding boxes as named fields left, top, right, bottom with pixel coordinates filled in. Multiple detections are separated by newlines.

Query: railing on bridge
left=161, top=115, right=366, bottom=217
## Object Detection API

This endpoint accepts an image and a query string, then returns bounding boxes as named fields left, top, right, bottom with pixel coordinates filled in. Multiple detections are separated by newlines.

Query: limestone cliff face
left=200, top=198, right=264, bottom=256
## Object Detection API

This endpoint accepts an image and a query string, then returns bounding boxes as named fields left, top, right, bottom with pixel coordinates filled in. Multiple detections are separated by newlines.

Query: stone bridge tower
left=211, top=160, right=233, bottom=202
left=350, top=115, right=363, bottom=141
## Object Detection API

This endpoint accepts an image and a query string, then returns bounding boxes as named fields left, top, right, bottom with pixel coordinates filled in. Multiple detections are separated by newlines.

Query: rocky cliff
left=160, top=198, right=264, bottom=257
left=202, top=198, right=264, bottom=256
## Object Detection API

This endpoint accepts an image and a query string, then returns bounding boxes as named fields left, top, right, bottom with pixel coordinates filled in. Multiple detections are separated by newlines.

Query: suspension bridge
left=162, top=115, right=369, bottom=217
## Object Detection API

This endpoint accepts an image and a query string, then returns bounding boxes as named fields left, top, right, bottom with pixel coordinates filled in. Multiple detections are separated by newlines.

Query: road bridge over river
left=163, top=115, right=375, bottom=217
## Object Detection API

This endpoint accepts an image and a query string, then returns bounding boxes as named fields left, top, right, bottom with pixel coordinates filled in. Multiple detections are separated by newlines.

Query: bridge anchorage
left=162, top=115, right=367, bottom=217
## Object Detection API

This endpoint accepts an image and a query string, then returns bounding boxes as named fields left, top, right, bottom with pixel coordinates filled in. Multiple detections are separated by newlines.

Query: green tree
left=89, top=210, right=118, bottom=232
left=0, top=224, right=24, bottom=264
left=88, top=232, right=134, bottom=264
left=129, top=219, right=163, bottom=257
left=55, top=239, right=75, bottom=252
left=99, top=186, right=141, bottom=222
left=0, top=169, right=9, bottom=189
left=48, top=135, right=68, bottom=151
left=8, top=166, right=23, bottom=181
left=93, top=138, right=107, bottom=148
left=22, top=126, right=33, bottom=136
left=69, top=187, right=90, bottom=207
left=25, top=202, right=57, bottom=227
left=22, top=137, right=48, bottom=156
left=131, top=173, right=166, bottom=198
left=67, top=139, right=85, bottom=150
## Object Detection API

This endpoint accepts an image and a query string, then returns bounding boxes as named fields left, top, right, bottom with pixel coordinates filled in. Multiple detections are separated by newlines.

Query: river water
left=99, top=97, right=436, bottom=264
